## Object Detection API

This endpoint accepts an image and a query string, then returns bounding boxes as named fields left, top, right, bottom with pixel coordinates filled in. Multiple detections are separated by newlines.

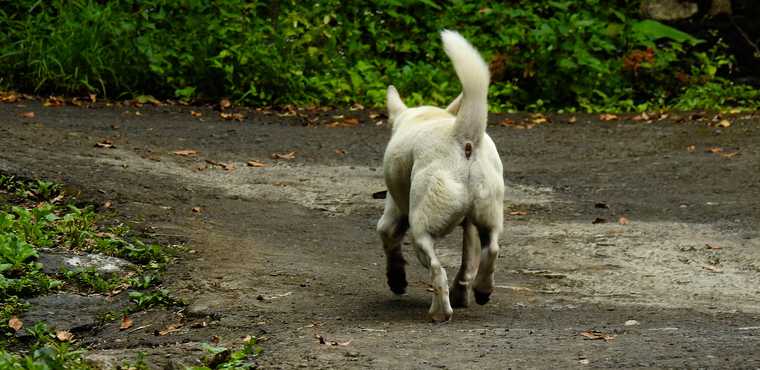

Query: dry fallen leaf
left=342, top=117, right=359, bottom=126
left=599, top=114, right=619, bottom=121
left=369, top=114, right=380, bottom=119
left=191, top=206, right=202, bottom=213
left=706, top=148, right=723, bottom=153
left=220, top=113, right=246, bottom=121
left=149, top=156, right=161, bottom=162
left=702, top=265, right=723, bottom=273
left=705, top=244, right=725, bottom=250
left=95, top=139, right=118, bottom=148
left=18, top=112, right=34, bottom=118
left=172, top=150, right=197, bottom=156
left=567, top=116, right=577, bottom=124
left=353, top=103, right=365, bottom=110
left=333, top=149, right=347, bottom=154
left=509, top=211, right=528, bottom=216
left=155, top=316, right=187, bottom=336
left=632, top=112, right=650, bottom=121
left=218, top=163, right=236, bottom=171
left=247, top=161, right=268, bottom=167
left=723, top=151, right=742, bottom=158
left=271, top=151, right=296, bottom=159
left=191, top=111, right=202, bottom=117
left=499, top=119, right=517, bottom=127
left=579, top=331, right=616, bottom=340
left=120, top=315, right=134, bottom=330
left=686, top=145, right=696, bottom=151
left=716, top=119, right=731, bottom=127
left=8, top=316, right=22, bottom=331
left=619, top=217, right=629, bottom=225
left=315, top=333, right=353, bottom=346
left=56, top=331, right=73, bottom=342
left=592, top=218, right=607, bottom=224
left=579, top=359, right=591, bottom=365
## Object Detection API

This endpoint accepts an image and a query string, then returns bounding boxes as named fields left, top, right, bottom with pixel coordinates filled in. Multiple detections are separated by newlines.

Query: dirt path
left=2, top=101, right=759, bottom=368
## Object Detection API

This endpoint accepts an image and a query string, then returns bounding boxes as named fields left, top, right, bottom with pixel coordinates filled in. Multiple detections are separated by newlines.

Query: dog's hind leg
left=472, top=227, right=500, bottom=305
left=412, top=231, right=453, bottom=322
left=450, top=218, right=480, bottom=308
left=377, top=198, right=409, bottom=294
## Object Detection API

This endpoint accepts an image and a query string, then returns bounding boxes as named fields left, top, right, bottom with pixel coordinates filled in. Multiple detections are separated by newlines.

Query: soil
left=1, top=100, right=759, bottom=369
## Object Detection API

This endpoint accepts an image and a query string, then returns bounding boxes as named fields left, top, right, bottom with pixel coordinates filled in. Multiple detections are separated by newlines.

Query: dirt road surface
left=1, top=100, right=759, bottom=369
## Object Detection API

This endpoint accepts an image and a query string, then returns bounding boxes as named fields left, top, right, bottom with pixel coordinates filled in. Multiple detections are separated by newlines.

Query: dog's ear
left=386, top=85, right=407, bottom=127
left=444, top=93, right=463, bottom=116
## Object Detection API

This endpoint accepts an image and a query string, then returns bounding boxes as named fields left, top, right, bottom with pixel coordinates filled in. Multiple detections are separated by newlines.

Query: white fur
left=377, top=30, right=504, bottom=322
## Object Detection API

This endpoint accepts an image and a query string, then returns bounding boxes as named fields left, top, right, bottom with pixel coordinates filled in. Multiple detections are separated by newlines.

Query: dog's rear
left=378, top=30, right=504, bottom=322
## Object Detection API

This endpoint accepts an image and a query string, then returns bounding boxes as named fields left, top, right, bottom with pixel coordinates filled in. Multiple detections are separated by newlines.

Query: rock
left=640, top=0, right=699, bottom=21
left=36, top=252, right=135, bottom=277
left=709, top=0, right=732, bottom=15
left=18, top=292, right=133, bottom=336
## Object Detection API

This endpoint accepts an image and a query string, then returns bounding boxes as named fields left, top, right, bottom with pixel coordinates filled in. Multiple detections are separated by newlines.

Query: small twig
left=729, top=14, right=760, bottom=58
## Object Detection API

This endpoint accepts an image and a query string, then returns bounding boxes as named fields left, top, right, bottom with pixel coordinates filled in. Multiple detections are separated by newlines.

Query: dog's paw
left=473, top=290, right=491, bottom=305
left=386, top=271, right=408, bottom=294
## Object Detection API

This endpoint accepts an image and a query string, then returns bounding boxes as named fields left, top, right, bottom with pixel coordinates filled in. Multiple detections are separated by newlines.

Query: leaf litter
left=314, top=333, right=353, bottom=346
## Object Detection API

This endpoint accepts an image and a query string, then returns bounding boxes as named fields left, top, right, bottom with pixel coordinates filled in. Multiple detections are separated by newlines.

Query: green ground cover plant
left=0, top=174, right=194, bottom=367
left=0, top=0, right=757, bottom=112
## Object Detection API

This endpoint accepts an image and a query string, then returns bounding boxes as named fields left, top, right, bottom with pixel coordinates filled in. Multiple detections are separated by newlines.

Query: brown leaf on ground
left=619, top=217, right=629, bottom=225
left=191, top=321, right=207, bottom=328
left=723, top=151, right=742, bottom=158
left=56, top=331, right=73, bottom=341
left=509, top=212, right=528, bottom=216
left=706, top=148, right=723, bottom=153
left=499, top=119, right=517, bottom=127
left=632, top=113, right=650, bottom=121
left=702, top=265, right=724, bottom=273
left=369, top=114, right=380, bottom=119
left=353, top=103, right=365, bottom=110
left=333, top=149, right=347, bottom=154
left=599, top=114, right=619, bottom=121
left=579, top=331, right=616, bottom=340
left=190, top=111, right=202, bottom=117
left=315, top=333, right=353, bottom=346
left=218, top=163, right=236, bottom=170
left=579, top=359, right=591, bottom=364
left=342, top=117, right=359, bottom=126
left=8, top=316, right=22, bottom=331
left=18, top=112, right=34, bottom=118
left=705, top=244, right=725, bottom=250
left=95, top=139, right=118, bottom=148
left=688, top=113, right=704, bottom=121
left=220, top=113, right=246, bottom=121
left=172, top=150, right=197, bottom=156
left=247, top=161, right=268, bottom=167
left=687, top=145, right=696, bottom=150
left=271, top=151, right=296, bottom=159
left=149, top=156, right=161, bottom=161
left=306, top=321, right=327, bottom=328
left=155, top=316, right=187, bottom=336
left=567, top=116, right=577, bottom=124
left=592, top=218, right=607, bottom=224
left=191, top=206, right=202, bottom=213
left=120, top=315, right=134, bottom=330
left=716, top=119, right=731, bottom=127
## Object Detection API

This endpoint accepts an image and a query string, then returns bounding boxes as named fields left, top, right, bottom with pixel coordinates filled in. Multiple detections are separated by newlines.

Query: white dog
left=377, top=30, right=504, bottom=322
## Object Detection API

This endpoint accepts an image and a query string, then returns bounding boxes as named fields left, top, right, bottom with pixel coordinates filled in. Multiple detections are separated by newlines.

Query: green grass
left=1, top=0, right=758, bottom=112
left=0, top=174, right=206, bottom=368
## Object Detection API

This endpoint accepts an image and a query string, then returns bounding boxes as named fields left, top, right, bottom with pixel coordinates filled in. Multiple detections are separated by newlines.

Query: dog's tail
left=441, top=30, right=490, bottom=146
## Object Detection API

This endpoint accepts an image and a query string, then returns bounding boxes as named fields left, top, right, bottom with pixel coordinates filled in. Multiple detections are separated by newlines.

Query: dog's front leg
left=413, top=232, right=453, bottom=322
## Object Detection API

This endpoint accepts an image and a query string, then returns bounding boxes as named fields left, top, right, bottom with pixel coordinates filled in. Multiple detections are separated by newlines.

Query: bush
left=0, top=0, right=755, bottom=111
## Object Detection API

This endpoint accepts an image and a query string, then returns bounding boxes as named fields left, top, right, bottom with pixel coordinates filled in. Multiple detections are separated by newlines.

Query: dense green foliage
left=0, top=0, right=757, bottom=111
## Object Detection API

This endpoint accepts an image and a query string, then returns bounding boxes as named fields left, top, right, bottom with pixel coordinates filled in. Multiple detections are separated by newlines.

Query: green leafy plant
left=0, top=0, right=755, bottom=111
left=181, top=337, right=262, bottom=370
